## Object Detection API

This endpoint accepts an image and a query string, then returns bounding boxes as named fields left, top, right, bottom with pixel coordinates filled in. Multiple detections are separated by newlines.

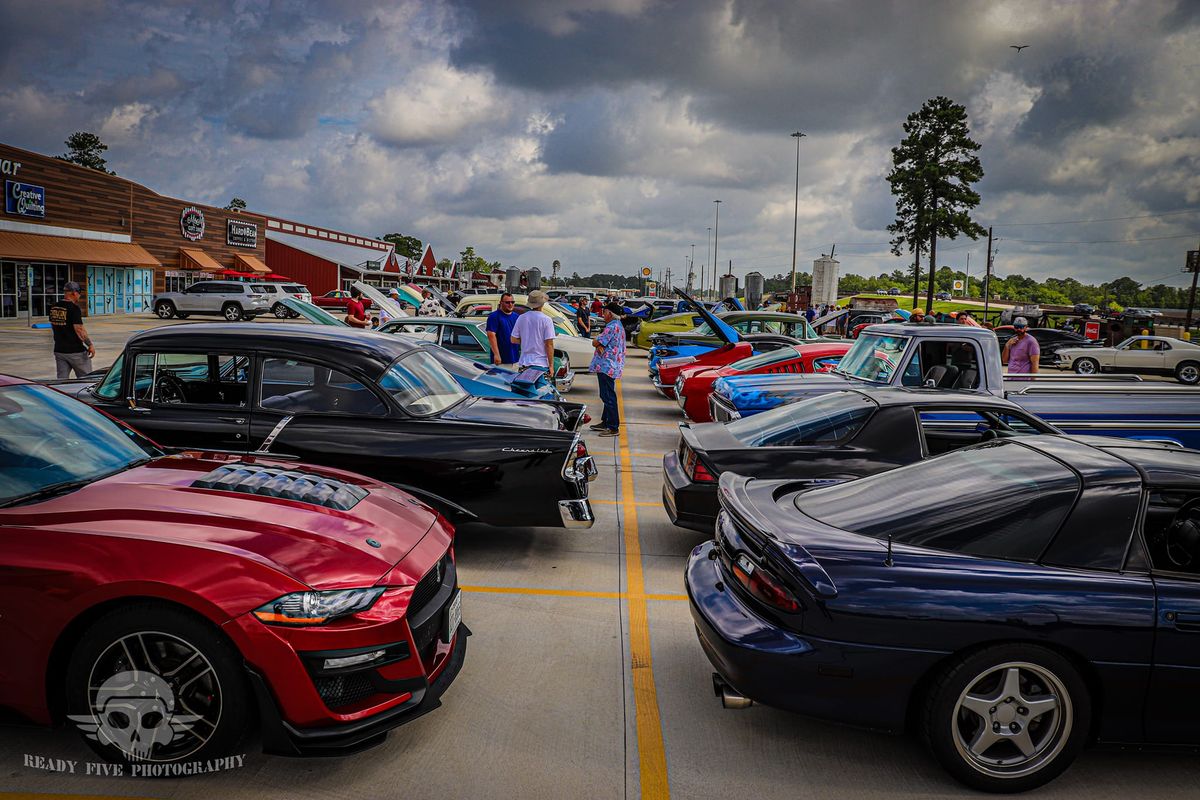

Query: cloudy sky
left=1, top=0, right=1197, bottom=287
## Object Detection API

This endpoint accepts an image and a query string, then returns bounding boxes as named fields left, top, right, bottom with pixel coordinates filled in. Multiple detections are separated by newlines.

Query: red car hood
left=6, top=454, right=438, bottom=590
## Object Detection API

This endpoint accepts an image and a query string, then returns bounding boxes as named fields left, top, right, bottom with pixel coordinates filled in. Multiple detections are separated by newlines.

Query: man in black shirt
left=574, top=300, right=591, bottom=337
left=49, top=281, right=95, bottom=378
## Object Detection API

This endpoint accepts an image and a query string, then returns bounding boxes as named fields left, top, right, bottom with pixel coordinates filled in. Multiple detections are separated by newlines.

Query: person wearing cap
left=1003, top=316, right=1040, bottom=377
left=379, top=288, right=404, bottom=324
left=510, top=289, right=556, bottom=377
left=908, top=308, right=933, bottom=325
left=49, top=281, right=95, bottom=378
left=589, top=302, right=627, bottom=436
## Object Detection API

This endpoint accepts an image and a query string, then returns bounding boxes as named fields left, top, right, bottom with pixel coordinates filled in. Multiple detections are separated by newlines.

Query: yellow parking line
left=617, top=379, right=671, bottom=800
left=461, top=585, right=686, bottom=602
left=593, top=499, right=662, bottom=508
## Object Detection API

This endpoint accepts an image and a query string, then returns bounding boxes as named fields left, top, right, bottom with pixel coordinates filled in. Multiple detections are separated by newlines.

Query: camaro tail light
left=683, top=445, right=717, bottom=483
left=731, top=553, right=800, bottom=613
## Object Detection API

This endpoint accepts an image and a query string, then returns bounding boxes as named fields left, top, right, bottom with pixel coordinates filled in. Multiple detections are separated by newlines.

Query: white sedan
left=1059, top=336, right=1200, bottom=385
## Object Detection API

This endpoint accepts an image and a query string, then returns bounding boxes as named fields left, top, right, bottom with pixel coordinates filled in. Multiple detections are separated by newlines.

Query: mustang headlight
left=252, top=587, right=386, bottom=626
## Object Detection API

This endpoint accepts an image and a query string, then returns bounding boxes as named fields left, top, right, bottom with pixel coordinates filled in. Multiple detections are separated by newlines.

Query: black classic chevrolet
left=67, top=324, right=596, bottom=529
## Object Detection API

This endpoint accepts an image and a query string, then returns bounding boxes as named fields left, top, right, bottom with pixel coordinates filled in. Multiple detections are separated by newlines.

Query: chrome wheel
left=1177, top=362, right=1200, bottom=385
left=84, top=631, right=222, bottom=762
left=1073, top=358, right=1098, bottom=375
left=155, top=302, right=175, bottom=319
left=951, top=662, right=1071, bottom=779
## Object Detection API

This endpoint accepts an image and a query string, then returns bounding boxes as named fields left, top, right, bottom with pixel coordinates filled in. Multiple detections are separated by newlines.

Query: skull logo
left=70, top=670, right=200, bottom=761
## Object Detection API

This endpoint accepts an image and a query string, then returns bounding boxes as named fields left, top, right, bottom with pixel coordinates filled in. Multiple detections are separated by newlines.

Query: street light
left=713, top=200, right=722, bottom=299
left=705, top=226, right=712, bottom=300
left=790, top=131, right=806, bottom=294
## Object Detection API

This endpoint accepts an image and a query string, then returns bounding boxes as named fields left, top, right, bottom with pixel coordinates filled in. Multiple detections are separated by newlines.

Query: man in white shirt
left=510, top=290, right=556, bottom=373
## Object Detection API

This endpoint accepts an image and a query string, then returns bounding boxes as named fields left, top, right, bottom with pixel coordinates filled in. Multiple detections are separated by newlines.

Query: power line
left=1000, top=232, right=1199, bottom=245
left=990, top=208, right=1200, bottom=227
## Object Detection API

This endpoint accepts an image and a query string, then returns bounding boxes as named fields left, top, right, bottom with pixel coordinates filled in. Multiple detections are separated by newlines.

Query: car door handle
left=1165, top=611, right=1200, bottom=633
left=218, top=416, right=246, bottom=424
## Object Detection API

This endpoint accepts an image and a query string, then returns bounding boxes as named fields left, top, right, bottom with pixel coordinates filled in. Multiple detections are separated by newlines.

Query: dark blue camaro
left=687, top=436, right=1200, bottom=792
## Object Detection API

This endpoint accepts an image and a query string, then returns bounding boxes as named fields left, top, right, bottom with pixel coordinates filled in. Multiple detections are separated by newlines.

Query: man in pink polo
left=1003, top=317, right=1040, bottom=377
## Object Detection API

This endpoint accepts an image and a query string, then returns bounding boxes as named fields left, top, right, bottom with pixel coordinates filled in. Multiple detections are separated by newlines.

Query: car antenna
left=884, top=535, right=894, bottom=567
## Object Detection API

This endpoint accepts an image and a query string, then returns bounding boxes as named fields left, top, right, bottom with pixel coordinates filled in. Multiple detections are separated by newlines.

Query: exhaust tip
left=711, top=673, right=753, bottom=709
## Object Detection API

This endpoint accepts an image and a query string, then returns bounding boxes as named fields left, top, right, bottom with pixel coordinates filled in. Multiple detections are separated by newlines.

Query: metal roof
left=266, top=229, right=392, bottom=272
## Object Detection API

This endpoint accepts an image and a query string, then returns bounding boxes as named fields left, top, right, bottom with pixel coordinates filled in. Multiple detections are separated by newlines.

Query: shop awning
left=0, top=230, right=160, bottom=267
left=234, top=253, right=270, bottom=274
left=179, top=247, right=225, bottom=273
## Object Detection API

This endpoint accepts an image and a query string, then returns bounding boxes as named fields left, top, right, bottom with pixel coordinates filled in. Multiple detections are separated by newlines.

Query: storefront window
left=165, top=271, right=207, bottom=293
left=0, top=262, right=69, bottom=319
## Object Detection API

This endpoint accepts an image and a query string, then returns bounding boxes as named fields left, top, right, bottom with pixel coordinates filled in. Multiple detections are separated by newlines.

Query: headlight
left=252, top=587, right=386, bottom=626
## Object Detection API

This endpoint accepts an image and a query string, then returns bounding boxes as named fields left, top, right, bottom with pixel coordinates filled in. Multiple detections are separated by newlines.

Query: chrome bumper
left=556, top=369, right=576, bottom=393
left=709, top=395, right=741, bottom=423
left=558, top=499, right=595, bottom=529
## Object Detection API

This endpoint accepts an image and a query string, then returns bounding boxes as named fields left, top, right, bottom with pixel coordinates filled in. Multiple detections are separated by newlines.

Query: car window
left=729, top=348, right=802, bottom=372
left=902, top=341, right=980, bottom=389
left=726, top=391, right=875, bottom=447
left=385, top=322, right=438, bottom=335
left=441, top=325, right=484, bottom=352
left=811, top=355, right=842, bottom=373
left=93, top=353, right=125, bottom=400
left=249, top=286, right=268, bottom=294
left=130, top=352, right=249, bottom=406
left=797, top=442, right=1080, bottom=561
left=379, top=351, right=468, bottom=417
left=259, top=358, right=385, bottom=415
left=839, top=333, right=909, bottom=383
left=1142, top=491, right=1200, bottom=577
left=917, top=408, right=1049, bottom=457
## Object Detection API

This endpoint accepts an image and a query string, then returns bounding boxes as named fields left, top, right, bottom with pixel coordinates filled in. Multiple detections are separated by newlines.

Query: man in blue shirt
left=485, top=293, right=520, bottom=367
left=589, top=302, right=627, bottom=436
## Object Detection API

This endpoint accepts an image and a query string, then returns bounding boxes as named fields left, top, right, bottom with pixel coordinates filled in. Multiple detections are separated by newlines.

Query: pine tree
left=58, top=131, right=115, bottom=174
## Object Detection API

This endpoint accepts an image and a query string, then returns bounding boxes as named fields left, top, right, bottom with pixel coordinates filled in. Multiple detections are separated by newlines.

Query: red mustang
left=674, top=342, right=852, bottom=422
left=653, top=342, right=754, bottom=399
left=0, top=376, right=464, bottom=766
left=313, top=290, right=373, bottom=311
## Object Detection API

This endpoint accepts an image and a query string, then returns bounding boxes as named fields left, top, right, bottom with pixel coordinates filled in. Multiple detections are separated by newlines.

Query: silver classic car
left=1060, top=336, right=1200, bottom=385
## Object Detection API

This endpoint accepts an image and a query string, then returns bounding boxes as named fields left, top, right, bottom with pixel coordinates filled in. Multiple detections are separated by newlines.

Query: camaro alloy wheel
left=67, top=605, right=249, bottom=765
left=1072, top=357, right=1099, bottom=375
left=925, top=645, right=1089, bottom=793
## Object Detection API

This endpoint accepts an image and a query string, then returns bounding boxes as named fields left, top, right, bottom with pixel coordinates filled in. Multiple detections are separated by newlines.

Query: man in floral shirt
left=589, top=302, right=627, bottom=437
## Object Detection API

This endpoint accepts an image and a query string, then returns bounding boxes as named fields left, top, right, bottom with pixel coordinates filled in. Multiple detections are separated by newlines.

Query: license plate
left=443, top=589, right=462, bottom=643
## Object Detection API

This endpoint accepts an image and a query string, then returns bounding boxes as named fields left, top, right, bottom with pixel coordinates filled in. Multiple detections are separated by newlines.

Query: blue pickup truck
left=709, top=323, right=1200, bottom=449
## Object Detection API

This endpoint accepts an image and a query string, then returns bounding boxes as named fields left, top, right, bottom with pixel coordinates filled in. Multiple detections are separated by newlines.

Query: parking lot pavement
left=1, top=334, right=1199, bottom=799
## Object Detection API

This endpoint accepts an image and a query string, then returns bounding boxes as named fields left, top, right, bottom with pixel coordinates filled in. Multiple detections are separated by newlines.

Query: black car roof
left=128, top=323, right=416, bottom=379
left=848, top=387, right=1022, bottom=410
left=1009, top=436, right=1200, bottom=487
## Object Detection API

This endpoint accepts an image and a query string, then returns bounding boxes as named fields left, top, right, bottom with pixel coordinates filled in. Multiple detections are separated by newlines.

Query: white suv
left=252, top=283, right=313, bottom=318
left=152, top=281, right=271, bottom=321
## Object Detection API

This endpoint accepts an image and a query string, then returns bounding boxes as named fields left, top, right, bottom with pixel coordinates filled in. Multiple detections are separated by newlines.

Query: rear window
left=249, top=286, right=269, bottom=294
left=796, top=441, right=1080, bottom=561
left=726, top=391, right=875, bottom=447
left=379, top=351, right=468, bottom=417
left=282, top=284, right=307, bottom=293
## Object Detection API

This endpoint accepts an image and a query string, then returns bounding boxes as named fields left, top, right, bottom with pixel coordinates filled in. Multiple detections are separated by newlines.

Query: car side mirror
left=127, top=396, right=150, bottom=414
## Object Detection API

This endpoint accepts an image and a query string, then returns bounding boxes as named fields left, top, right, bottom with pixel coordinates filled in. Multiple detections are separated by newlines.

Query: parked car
left=453, top=294, right=597, bottom=365
left=636, top=311, right=710, bottom=349
left=663, top=388, right=1058, bottom=532
left=936, top=290, right=952, bottom=300
left=674, top=342, right=851, bottom=422
left=887, top=288, right=902, bottom=296
left=992, top=326, right=1103, bottom=366
left=1073, top=303, right=1095, bottom=315
left=688, top=436, right=1200, bottom=792
left=69, top=324, right=596, bottom=529
left=0, top=375, right=466, bottom=763
left=313, top=290, right=373, bottom=312
left=152, top=280, right=270, bottom=321
left=1060, top=336, right=1200, bottom=385
left=251, top=282, right=313, bottom=318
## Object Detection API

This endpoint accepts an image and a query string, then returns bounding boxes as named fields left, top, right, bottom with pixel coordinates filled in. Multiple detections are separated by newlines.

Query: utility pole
left=790, top=131, right=805, bottom=293
left=964, top=252, right=970, bottom=298
left=983, top=226, right=993, bottom=320
left=712, top=200, right=722, bottom=302
left=1185, top=243, right=1200, bottom=331
left=690, top=243, right=696, bottom=292
left=704, top=226, right=712, bottom=301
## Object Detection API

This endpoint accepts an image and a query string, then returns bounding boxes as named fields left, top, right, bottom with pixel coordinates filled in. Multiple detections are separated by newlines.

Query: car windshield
left=379, top=350, right=468, bottom=417
left=836, top=333, right=909, bottom=383
left=796, top=442, right=1080, bottom=561
left=728, top=347, right=803, bottom=372
left=0, top=384, right=159, bottom=506
left=726, top=391, right=875, bottom=447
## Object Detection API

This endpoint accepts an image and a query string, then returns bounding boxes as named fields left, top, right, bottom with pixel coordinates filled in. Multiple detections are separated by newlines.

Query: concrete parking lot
left=0, top=315, right=1197, bottom=799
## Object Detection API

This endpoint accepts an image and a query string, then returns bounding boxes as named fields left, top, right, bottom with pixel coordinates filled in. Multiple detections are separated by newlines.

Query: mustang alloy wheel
left=1175, top=360, right=1200, bottom=385
left=1072, top=357, right=1099, bottom=375
left=66, top=605, right=249, bottom=765
left=924, top=644, right=1089, bottom=793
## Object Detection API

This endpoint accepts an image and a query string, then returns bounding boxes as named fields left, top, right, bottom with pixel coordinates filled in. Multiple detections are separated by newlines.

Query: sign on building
left=180, top=206, right=205, bottom=241
left=227, top=218, right=258, bottom=248
left=5, top=180, right=45, bottom=218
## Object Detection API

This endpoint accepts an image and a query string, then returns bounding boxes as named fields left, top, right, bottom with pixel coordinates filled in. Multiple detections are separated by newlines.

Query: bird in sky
left=1010, top=45, right=1029, bottom=53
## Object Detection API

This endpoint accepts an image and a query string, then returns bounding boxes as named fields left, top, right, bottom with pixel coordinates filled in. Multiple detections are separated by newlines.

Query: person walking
left=589, top=302, right=627, bottom=437
left=510, top=289, right=556, bottom=377
left=486, top=292, right=521, bottom=368
left=1003, top=316, right=1040, bottom=377
left=344, top=287, right=371, bottom=328
left=49, top=281, right=94, bottom=378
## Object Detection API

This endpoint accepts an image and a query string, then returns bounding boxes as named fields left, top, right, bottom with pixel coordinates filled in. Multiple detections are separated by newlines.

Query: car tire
left=1174, top=360, right=1200, bottom=386
left=923, top=644, right=1090, bottom=794
left=222, top=303, right=244, bottom=322
left=272, top=303, right=290, bottom=319
left=66, top=603, right=251, bottom=767
left=1072, top=357, right=1099, bottom=376
left=154, top=301, right=176, bottom=319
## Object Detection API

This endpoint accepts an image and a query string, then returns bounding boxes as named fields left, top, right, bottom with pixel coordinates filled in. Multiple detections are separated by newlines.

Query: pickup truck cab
left=710, top=324, right=1200, bottom=448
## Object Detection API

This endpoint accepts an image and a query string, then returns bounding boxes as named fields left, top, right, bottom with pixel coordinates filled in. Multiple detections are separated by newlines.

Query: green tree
left=57, top=131, right=114, bottom=174
left=436, top=258, right=454, bottom=274
left=224, top=197, right=247, bottom=211
left=458, top=246, right=488, bottom=275
left=888, top=96, right=986, bottom=314
left=380, top=233, right=422, bottom=261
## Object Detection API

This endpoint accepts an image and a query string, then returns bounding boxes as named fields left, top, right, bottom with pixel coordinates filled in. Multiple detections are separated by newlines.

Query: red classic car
left=674, top=342, right=851, bottom=422
left=313, top=290, right=373, bottom=311
left=653, top=342, right=754, bottom=399
left=0, top=376, right=464, bottom=765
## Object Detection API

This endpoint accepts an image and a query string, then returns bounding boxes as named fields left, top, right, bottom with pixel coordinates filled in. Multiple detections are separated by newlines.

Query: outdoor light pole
left=712, top=200, right=722, bottom=300
left=790, top=131, right=805, bottom=293
left=705, top=226, right=712, bottom=300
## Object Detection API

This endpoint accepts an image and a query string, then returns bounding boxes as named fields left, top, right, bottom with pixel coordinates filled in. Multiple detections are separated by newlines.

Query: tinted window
left=726, top=391, right=875, bottom=447
left=259, top=358, right=385, bottom=415
left=797, top=442, right=1080, bottom=561
left=131, top=352, right=249, bottom=406
left=379, top=351, right=467, bottom=417
left=282, top=285, right=306, bottom=293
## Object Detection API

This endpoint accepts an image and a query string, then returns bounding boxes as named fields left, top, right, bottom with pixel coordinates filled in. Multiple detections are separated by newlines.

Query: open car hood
left=352, top=280, right=412, bottom=319
left=674, top=287, right=741, bottom=345
left=279, top=296, right=349, bottom=326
